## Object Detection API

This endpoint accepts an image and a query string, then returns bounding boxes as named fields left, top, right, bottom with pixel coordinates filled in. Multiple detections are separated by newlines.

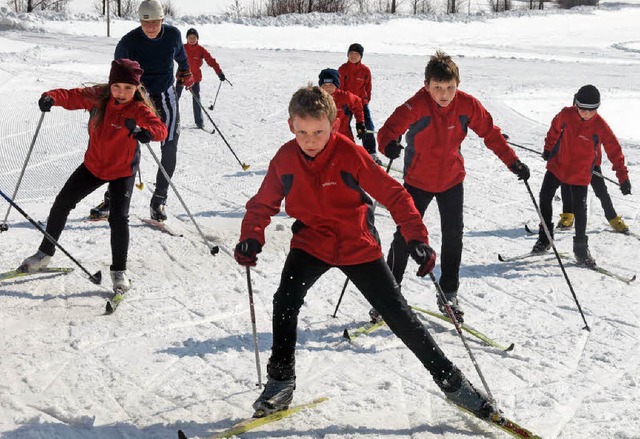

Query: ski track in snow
left=1, top=5, right=640, bottom=439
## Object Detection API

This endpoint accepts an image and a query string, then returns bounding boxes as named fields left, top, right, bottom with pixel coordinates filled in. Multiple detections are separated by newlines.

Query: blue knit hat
left=319, top=68, right=340, bottom=88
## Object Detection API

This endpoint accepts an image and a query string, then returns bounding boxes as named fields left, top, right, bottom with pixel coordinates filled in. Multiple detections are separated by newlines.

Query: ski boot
left=89, top=198, right=110, bottom=220
left=556, top=213, right=574, bottom=230
left=531, top=224, right=553, bottom=254
left=19, top=250, right=52, bottom=273
left=436, top=366, right=499, bottom=420
left=252, top=375, right=296, bottom=418
left=150, top=202, right=167, bottom=222
left=609, top=216, right=629, bottom=233
left=573, top=236, right=596, bottom=267
left=110, top=270, right=131, bottom=293
left=437, top=290, right=464, bottom=324
left=369, top=308, right=384, bottom=324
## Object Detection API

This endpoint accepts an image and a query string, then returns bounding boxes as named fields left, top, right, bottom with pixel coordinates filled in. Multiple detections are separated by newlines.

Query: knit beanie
left=348, top=43, right=364, bottom=58
left=318, top=68, right=340, bottom=88
left=109, top=59, right=144, bottom=86
left=574, top=85, right=600, bottom=110
left=139, top=0, right=164, bottom=20
left=186, top=28, right=199, bottom=39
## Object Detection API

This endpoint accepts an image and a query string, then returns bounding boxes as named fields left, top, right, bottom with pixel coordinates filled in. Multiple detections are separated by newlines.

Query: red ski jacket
left=46, top=86, right=167, bottom=181
left=184, top=43, right=222, bottom=83
left=378, top=88, right=519, bottom=193
left=331, top=89, right=364, bottom=141
left=544, top=106, right=628, bottom=186
left=338, top=61, right=372, bottom=105
left=240, top=133, right=429, bottom=266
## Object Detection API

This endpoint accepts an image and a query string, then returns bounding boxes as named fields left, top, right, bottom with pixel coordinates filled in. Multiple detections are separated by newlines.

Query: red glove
left=408, top=240, right=436, bottom=277
left=176, top=69, right=195, bottom=88
left=234, top=239, right=262, bottom=267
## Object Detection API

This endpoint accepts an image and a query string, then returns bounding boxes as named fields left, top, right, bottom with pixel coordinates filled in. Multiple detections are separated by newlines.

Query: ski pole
left=428, top=272, right=496, bottom=403
left=246, top=266, right=263, bottom=387
left=135, top=169, right=144, bottom=190
left=331, top=278, right=350, bottom=318
left=1, top=112, right=46, bottom=233
left=208, top=81, right=223, bottom=112
left=124, top=120, right=219, bottom=256
left=333, top=158, right=395, bottom=317
left=523, top=179, right=590, bottom=331
left=0, top=187, right=102, bottom=284
left=507, top=139, right=619, bottom=186
left=189, top=90, right=250, bottom=171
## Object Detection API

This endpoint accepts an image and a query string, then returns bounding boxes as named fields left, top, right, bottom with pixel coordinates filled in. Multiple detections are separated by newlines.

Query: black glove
left=384, top=140, right=403, bottom=160
left=620, top=179, right=632, bottom=195
left=542, top=150, right=551, bottom=161
left=217, top=72, right=226, bottom=81
left=408, top=240, right=437, bottom=277
left=510, top=160, right=530, bottom=181
left=132, top=128, right=153, bottom=144
left=234, top=238, right=262, bottom=267
left=39, top=95, right=54, bottom=112
left=355, top=122, right=366, bottom=140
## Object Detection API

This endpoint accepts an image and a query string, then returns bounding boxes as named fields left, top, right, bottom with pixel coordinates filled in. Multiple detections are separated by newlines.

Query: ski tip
left=105, top=302, right=114, bottom=314
left=91, top=270, right=102, bottom=285
left=342, top=329, right=351, bottom=340
left=630, top=274, right=637, bottom=283
left=177, top=430, right=188, bottom=439
left=505, top=343, right=515, bottom=352
left=497, top=254, right=506, bottom=262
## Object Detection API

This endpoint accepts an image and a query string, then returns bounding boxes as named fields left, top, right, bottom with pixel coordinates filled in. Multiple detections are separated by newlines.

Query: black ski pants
left=39, top=164, right=135, bottom=271
left=560, top=166, right=617, bottom=221
left=539, top=171, right=588, bottom=238
left=386, top=182, right=463, bottom=294
left=176, top=82, right=203, bottom=128
left=266, top=248, right=454, bottom=383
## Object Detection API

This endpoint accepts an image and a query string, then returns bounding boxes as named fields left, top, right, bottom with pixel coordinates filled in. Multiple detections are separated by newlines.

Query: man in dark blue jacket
left=90, top=0, right=193, bottom=222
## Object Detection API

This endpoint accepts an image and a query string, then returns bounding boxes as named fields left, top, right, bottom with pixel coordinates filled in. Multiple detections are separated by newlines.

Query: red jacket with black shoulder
left=338, top=61, right=372, bottom=105
left=544, top=106, right=628, bottom=185
left=240, top=133, right=429, bottom=266
left=184, top=42, right=222, bottom=83
left=331, top=89, right=364, bottom=141
left=378, top=88, right=518, bottom=193
left=46, top=86, right=167, bottom=181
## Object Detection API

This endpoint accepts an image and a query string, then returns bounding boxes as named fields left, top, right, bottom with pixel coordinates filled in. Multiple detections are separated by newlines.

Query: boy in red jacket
left=532, top=84, right=631, bottom=266
left=318, top=68, right=365, bottom=142
left=177, top=27, right=226, bottom=129
left=377, top=51, right=529, bottom=323
left=338, top=43, right=380, bottom=164
left=233, top=85, right=499, bottom=421
left=19, top=59, right=167, bottom=293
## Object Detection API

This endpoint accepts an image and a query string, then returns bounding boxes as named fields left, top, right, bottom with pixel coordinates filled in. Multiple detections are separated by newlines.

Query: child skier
left=377, top=50, right=530, bottom=323
left=318, top=68, right=365, bottom=142
left=19, top=59, right=167, bottom=293
left=338, top=43, right=380, bottom=164
left=532, top=84, right=631, bottom=266
left=177, top=27, right=226, bottom=129
left=233, top=85, right=498, bottom=421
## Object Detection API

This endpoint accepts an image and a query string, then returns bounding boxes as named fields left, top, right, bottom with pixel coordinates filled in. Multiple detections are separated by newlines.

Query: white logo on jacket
left=322, top=181, right=337, bottom=187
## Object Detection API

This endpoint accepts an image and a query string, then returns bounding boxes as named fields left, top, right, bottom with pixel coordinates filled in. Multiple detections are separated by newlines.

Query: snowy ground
left=1, top=3, right=639, bottom=439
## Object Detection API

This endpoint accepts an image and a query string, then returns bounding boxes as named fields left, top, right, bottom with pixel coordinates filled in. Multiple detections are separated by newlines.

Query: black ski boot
left=253, top=375, right=296, bottom=417
left=437, top=290, right=464, bottom=324
left=369, top=308, right=384, bottom=324
left=89, top=195, right=110, bottom=220
left=573, top=235, right=596, bottom=267
left=531, top=224, right=553, bottom=254
left=436, top=366, right=499, bottom=420
left=150, top=202, right=167, bottom=222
